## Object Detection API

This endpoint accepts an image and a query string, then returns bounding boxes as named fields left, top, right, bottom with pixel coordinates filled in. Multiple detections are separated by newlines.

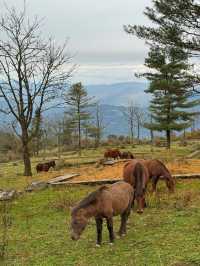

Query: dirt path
left=36, top=159, right=200, bottom=183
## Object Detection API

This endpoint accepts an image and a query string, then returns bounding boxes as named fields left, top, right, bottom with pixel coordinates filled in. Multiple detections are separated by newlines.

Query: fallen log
left=64, top=179, right=121, bottom=186
left=47, top=173, right=79, bottom=184
left=61, top=173, right=200, bottom=186
left=173, top=173, right=200, bottom=179
left=186, top=150, right=200, bottom=159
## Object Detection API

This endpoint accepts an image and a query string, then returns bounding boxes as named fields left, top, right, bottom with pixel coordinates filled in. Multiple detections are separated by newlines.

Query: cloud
left=71, top=63, right=148, bottom=84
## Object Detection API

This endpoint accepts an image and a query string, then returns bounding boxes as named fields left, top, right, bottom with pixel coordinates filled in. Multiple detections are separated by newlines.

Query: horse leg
left=151, top=176, right=159, bottom=193
left=106, top=217, right=115, bottom=244
left=118, top=205, right=131, bottom=236
left=142, top=196, right=147, bottom=208
left=95, top=218, right=103, bottom=246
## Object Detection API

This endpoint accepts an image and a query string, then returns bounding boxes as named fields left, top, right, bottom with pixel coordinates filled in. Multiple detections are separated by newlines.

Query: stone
left=26, top=181, right=48, bottom=192
left=0, top=190, right=17, bottom=201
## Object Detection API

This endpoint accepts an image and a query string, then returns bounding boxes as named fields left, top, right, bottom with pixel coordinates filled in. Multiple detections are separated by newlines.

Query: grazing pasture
left=0, top=144, right=200, bottom=265
left=1, top=181, right=200, bottom=265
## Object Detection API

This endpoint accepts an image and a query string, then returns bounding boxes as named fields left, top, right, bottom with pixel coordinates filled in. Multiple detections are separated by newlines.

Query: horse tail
left=133, top=162, right=145, bottom=199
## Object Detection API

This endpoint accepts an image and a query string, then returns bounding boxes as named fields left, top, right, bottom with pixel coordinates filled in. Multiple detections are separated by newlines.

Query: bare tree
left=122, top=101, right=144, bottom=142
left=132, top=104, right=144, bottom=141
left=122, top=103, right=135, bottom=143
left=95, top=103, right=105, bottom=147
left=0, top=5, right=73, bottom=175
left=88, top=103, right=105, bottom=148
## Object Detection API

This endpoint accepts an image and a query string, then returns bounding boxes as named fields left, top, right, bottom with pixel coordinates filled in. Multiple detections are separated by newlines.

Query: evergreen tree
left=65, top=82, right=94, bottom=154
left=143, top=45, right=199, bottom=148
left=124, top=0, right=200, bottom=91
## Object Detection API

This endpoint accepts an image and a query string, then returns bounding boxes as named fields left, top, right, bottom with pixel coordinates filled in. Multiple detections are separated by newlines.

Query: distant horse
left=36, top=160, right=56, bottom=173
left=71, top=181, right=134, bottom=246
left=142, top=159, right=175, bottom=193
left=120, top=151, right=135, bottom=159
left=104, top=149, right=121, bottom=160
left=123, top=160, right=149, bottom=214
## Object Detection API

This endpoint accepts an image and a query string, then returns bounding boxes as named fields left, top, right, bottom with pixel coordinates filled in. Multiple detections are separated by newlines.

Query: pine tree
left=143, top=45, right=199, bottom=148
left=124, top=0, right=200, bottom=91
left=65, top=82, right=94, bottom=154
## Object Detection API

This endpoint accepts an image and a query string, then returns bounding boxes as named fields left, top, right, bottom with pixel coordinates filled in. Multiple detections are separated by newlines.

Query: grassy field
left=0, top=142, right=195, bottom=190
left=0, top=143, right=200, bottom=265
left=1, top=180, right=200, bottom=265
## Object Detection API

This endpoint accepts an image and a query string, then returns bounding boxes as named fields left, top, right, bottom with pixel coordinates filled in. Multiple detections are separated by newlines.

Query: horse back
left=98, top=182, right=133, bottom=217
left=146, top=159, right=170, bottom=178
left=123, top=160, right=149, bottom=186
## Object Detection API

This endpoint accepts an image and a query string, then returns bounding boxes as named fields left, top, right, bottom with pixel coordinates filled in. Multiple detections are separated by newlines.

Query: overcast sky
left=0, top=0, right=152, bottom=84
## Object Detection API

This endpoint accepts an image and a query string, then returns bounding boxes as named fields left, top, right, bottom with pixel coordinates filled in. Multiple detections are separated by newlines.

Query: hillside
left=86, top=81, right=149, bottom=106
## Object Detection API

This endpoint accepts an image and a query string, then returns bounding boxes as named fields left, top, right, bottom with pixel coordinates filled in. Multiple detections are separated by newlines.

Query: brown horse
left=70, top=181, right=133, bottom=246
left=123, top=160, right=149, bottom=214
left=120, top=151, right=135, bottom=159
left=36, top=160, right=56, bottom=173
left=104, top=149, right=121, bottom=160
left=141, top=159, right=175, bottom=193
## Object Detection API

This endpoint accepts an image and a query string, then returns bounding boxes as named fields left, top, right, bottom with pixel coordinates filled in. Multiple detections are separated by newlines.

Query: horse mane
left=154, top=159, right=170, bottom=175
left=72, top=186, right=108, bottom=214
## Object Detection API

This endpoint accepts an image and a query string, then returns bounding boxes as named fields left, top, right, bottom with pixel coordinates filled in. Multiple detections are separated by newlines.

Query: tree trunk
left=85, top=128, right=88, bottom=149
left=21, top=125, right=32, bottom=176
left=130, top=122, right=134, bottom=144
left=166, top=130, right=171, bottom=149
left=137, top=122, right=140, bottom=141
left=96, top=130, right=100, bottom=148
left=22, top=140, right=32, bottom=176
left=78, top=112, right=81, bottom=156
left=150, top=115, right=154, bottom=151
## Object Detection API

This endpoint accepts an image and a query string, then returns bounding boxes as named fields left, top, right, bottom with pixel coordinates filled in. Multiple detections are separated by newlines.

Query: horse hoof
left=109, top=242, right=114, bottom=245
left=121, top=233, right=126, bottom=237
left=137, top=209, right=143, bottom=214
left=96, top=244, right=101, bottom=247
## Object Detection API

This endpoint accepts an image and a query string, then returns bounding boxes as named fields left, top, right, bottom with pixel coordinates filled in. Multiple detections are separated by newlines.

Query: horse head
left=70, top=208, right=88, bottom=241
left=165, top=172, right=175, bottom=193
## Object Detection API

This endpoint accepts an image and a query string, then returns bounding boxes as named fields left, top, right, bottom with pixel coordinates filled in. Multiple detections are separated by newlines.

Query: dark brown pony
left=123, top=160, right=149, bottom=214
left=36, top=160, right=56, bottom=173
left=120, top=151, right=135, bottom=159
left=143, top=159, right=175, bottom=193
left=70, top=181, right=133, bottom=246
left=104, top=149, right=121, bottom=160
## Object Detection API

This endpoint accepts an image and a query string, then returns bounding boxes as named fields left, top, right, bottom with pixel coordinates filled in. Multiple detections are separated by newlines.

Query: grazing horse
left=70, top=181, right=134, bottom=246
left=36, top=160, right=56, bottom=173
left=123, top=160, right=149, bottom=214
left=143, top=159, right=175, bottom=193
left=104, top=149, right=121, bottom=160
left=120, top=151, right=135, bottom=159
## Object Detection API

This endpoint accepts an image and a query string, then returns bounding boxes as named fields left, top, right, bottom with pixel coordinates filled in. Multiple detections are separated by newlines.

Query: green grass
left=0, top=143, right=194, bottom=191
left=1, top=180, right=200, bottom=266
left=0, top=143, right=199, bottom=265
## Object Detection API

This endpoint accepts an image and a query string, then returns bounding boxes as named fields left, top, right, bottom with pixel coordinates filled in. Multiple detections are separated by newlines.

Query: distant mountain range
left=90, top=104, right=150, bottom=137
left=52, top=82, right=150, bottom=137
left=0, top=81, right=151, bottom=137
left=85, top=81, right=150, bottom=106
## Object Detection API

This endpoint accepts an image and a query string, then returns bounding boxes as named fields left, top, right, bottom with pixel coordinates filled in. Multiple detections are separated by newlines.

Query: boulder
left=0, top=190, right=17, bottom=201
left=26, top=181, right=48, bottom=192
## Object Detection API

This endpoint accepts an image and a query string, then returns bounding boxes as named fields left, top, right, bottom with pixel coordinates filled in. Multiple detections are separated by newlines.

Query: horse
left=104, top=149, right=121, bottom=160
left=142, top=159, right=175, bottom=193
left=123, top=160, right=149, bottom=214
left=120, top=151, right=135, bottom=159
left=36, top=160, right=56, bottom=173
left=70, top=181, right=134, bottom=246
